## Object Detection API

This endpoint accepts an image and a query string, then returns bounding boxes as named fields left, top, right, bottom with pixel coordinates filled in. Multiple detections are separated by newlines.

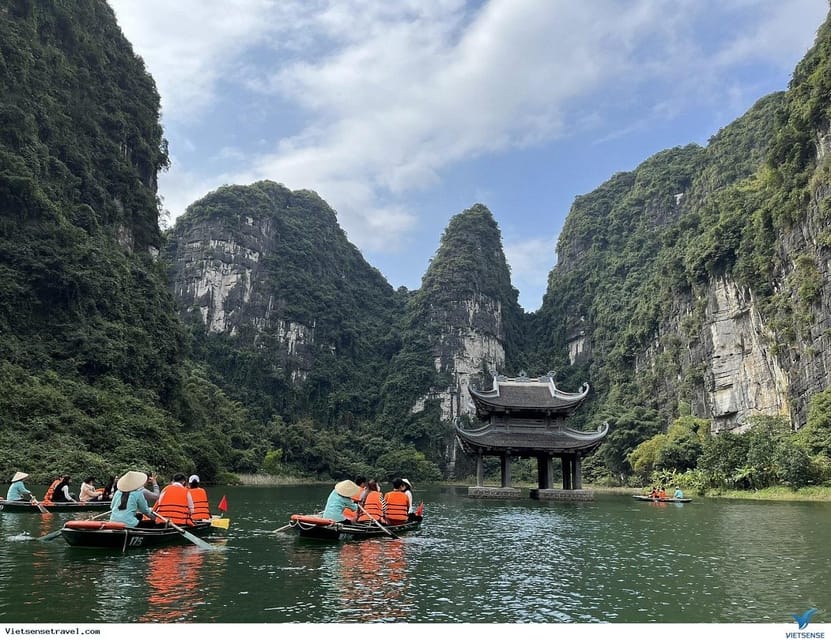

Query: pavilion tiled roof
left=468, top=372, right=589, bottom=418
left=455, top=421, right=609, bottom=456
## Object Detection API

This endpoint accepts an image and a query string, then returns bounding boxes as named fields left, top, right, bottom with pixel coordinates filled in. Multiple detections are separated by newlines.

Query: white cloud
left=109, top=0, right=827, bottom=295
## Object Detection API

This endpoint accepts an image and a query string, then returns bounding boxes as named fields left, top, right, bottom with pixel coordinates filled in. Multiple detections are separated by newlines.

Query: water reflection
left=330, top=538, right=412, bottom=622
left=139, top=546, right=207, bottom=622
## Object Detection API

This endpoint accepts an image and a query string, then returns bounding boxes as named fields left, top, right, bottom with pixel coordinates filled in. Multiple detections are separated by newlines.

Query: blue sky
left=108, top=0, right=827, bottom=312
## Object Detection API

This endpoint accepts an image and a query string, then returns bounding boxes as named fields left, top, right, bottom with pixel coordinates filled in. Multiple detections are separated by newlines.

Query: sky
left=107, top=0, right=828, bottom=312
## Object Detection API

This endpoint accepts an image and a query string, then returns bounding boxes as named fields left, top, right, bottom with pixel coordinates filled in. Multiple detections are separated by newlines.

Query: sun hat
left=11, top=471, right=28, bottom=482
left=116, top=471, right=148, bottom=492
left=334, top=479, right=360, bottom=497
left=189, top=474, right=200, bottom=484
left=402, top=478, right=414, bottom=490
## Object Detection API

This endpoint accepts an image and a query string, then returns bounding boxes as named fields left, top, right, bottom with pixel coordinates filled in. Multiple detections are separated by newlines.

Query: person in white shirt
left=79, top=476, right=103, bottom=501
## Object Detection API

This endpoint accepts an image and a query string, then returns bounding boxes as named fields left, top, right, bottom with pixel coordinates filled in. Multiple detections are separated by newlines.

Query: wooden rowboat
left=60, top=519, right=217, bottom=549
left=287, top=513, right=423, bottom=541
left=632, top=495, right=692, bottom=503
left=0, top=499, right=111, bottom=513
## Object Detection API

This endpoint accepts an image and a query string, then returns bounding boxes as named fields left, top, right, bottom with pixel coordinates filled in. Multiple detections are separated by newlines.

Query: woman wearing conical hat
left=321, top=479, right=360, bottom=522
left=6, top=472, right=33, bottom=501
left=109, top=471, right=155, bottom=527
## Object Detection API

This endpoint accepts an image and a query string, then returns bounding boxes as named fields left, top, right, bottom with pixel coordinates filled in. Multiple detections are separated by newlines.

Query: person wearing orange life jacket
left=154, top=473, right=194, bottom=525
left=356, top=480, right=387, bottom=523
left=341, top=476, right=367, bottom=521
left=383, top=479, right=410, bottom=525
left=187, top=474, right=211, bottom=521
left=42, top=476, right=62, bottom=503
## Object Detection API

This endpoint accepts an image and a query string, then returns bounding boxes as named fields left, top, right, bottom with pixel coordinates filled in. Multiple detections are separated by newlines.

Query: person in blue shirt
left=110, top=471, right=155, bottom=527
left=321, top=480, right=360, bottom=522
left=674, top=486, right=684, bottom=499
left=7, top=472, right=33, bottom=501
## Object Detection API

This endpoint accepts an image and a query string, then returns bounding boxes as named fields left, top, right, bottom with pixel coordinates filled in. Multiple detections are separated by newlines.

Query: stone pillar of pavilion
left=455, top=371, right=608, bottom=502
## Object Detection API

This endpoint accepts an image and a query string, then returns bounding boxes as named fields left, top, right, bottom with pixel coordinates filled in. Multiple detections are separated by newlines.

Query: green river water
left=0, top=484, right=828, bottom=625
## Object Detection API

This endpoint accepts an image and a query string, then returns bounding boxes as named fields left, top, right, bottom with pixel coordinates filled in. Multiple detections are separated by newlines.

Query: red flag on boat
left=218, top=495, right=228, bottom=512
left=415, top=501, right=424, bottom=517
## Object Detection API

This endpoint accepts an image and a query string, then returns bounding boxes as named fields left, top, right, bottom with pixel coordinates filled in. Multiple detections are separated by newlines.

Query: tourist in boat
left=401, top=478, right=416, bottom=520
left=142, top=471, right=160, bottom=506
left=657, top=487, right=668, bottom=500
left=322, top=480, right=360, bottom=522
left=340, top=476, right=367, bottom=521
left=101, top=476, right=117, bottom=501
left=110, top=471, right=155, bottom=527
left=50, top=475, right=76, bottom=502
left=187, top=475, right=211, bottom=522
left=79, top=477, right=104, bottom=502
left=42, top=475, right=62, bottom=502
left=673, top=486, right=684, bottom=499
left=7, top=471, right=34, bottom=501
left=154, top=473, right=195, bottom=525
left=356, top=480, right=386, bottom=523
left=383, top=479, right=410, bottom=525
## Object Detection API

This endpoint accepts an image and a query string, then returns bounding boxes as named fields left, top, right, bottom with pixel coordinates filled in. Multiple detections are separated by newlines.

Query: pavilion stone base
left=530, top=488, right=595, bottom=502
left=467, top=486, right=524, bottom=499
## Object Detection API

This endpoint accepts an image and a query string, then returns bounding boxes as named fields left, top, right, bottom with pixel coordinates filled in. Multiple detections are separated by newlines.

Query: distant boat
left=632, top=495, right=692, bottom=503
left=0, top=499, right=110, bottom=513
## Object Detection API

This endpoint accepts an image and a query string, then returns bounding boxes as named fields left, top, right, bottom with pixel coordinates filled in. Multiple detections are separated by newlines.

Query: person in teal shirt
left=321, top=480, right=359, bottom=522
left=674, top=486, right=684, bottom=499
left=110, top=471, right=155, bottom=527
left=7, top=472, right=33, bottom=501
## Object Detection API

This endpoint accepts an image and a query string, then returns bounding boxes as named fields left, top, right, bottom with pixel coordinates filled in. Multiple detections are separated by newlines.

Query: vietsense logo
left=785, top=608, right=824, bottom=639
left=793, top=609, right=819, bottom=630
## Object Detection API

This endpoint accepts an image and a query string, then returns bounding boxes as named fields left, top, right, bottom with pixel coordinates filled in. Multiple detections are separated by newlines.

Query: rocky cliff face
left=167, top=186, right=316, bottom=378
left=637, top=276, right=791, bottom=433
left=545, top=14, right=831, bottom=435
left=401, top=204, right=522, bottom=423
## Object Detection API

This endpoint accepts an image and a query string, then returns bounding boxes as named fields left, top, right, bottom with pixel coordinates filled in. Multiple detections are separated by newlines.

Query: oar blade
left=181, top=529, right=214, bottom=550
left=38, top=529, right=64, bottom=542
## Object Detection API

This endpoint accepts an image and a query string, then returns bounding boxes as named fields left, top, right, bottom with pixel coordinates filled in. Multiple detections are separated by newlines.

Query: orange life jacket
left=383, top=490, right=409, bottom=524
left=356, top=490, right=385, bottom=522
left=154, top=484, right=192, bottom=525
left=43, top=479, right=61, bottom=503
left=188, top=487, right=210, bottom=521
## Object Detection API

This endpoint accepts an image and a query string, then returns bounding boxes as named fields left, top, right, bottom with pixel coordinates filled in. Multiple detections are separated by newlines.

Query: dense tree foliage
left=4, top=1, right=831, bottom=490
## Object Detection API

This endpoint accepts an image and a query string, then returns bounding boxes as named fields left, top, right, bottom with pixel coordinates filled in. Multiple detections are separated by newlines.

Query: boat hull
left=632, top=495, right=691, bottom=503
left=60, top=520, right=215, bottom=549
left=0, top=499, right=111, bottom=513
left=288, top=514, right=422, bottom=541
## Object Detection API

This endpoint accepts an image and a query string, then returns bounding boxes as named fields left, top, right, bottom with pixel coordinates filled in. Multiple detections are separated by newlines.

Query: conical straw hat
left=116, top=471, right=148, bottom=492
left=11, top=471, right=28, bottom=482
left=334, top=479, right=360, bottom=497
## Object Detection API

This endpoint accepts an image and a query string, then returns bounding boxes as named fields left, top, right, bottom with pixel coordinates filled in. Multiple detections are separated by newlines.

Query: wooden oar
left=38, top=509, right=113, bottom=542
left=151, top=511, right=214, bottom=550
left=356, top=503, right=399, bottom=539
left=31, top=499, right=48, bottom=514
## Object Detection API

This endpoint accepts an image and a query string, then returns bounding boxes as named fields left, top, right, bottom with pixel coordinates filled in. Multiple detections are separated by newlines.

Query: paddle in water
left=356, top=502, right=399, bottom=539
left=151, top=510, right=215, bottom=550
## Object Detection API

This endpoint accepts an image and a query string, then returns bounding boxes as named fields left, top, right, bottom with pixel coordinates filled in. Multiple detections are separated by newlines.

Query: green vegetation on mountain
left=0, top=1, right=259, bottom=482
left=2, top=0, right=831, bottom=492
left=528, top=11, right=831, bottom=489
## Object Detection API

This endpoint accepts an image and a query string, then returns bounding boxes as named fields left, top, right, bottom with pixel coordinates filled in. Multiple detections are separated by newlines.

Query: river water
left=0, top=484, right=828, bottom=625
